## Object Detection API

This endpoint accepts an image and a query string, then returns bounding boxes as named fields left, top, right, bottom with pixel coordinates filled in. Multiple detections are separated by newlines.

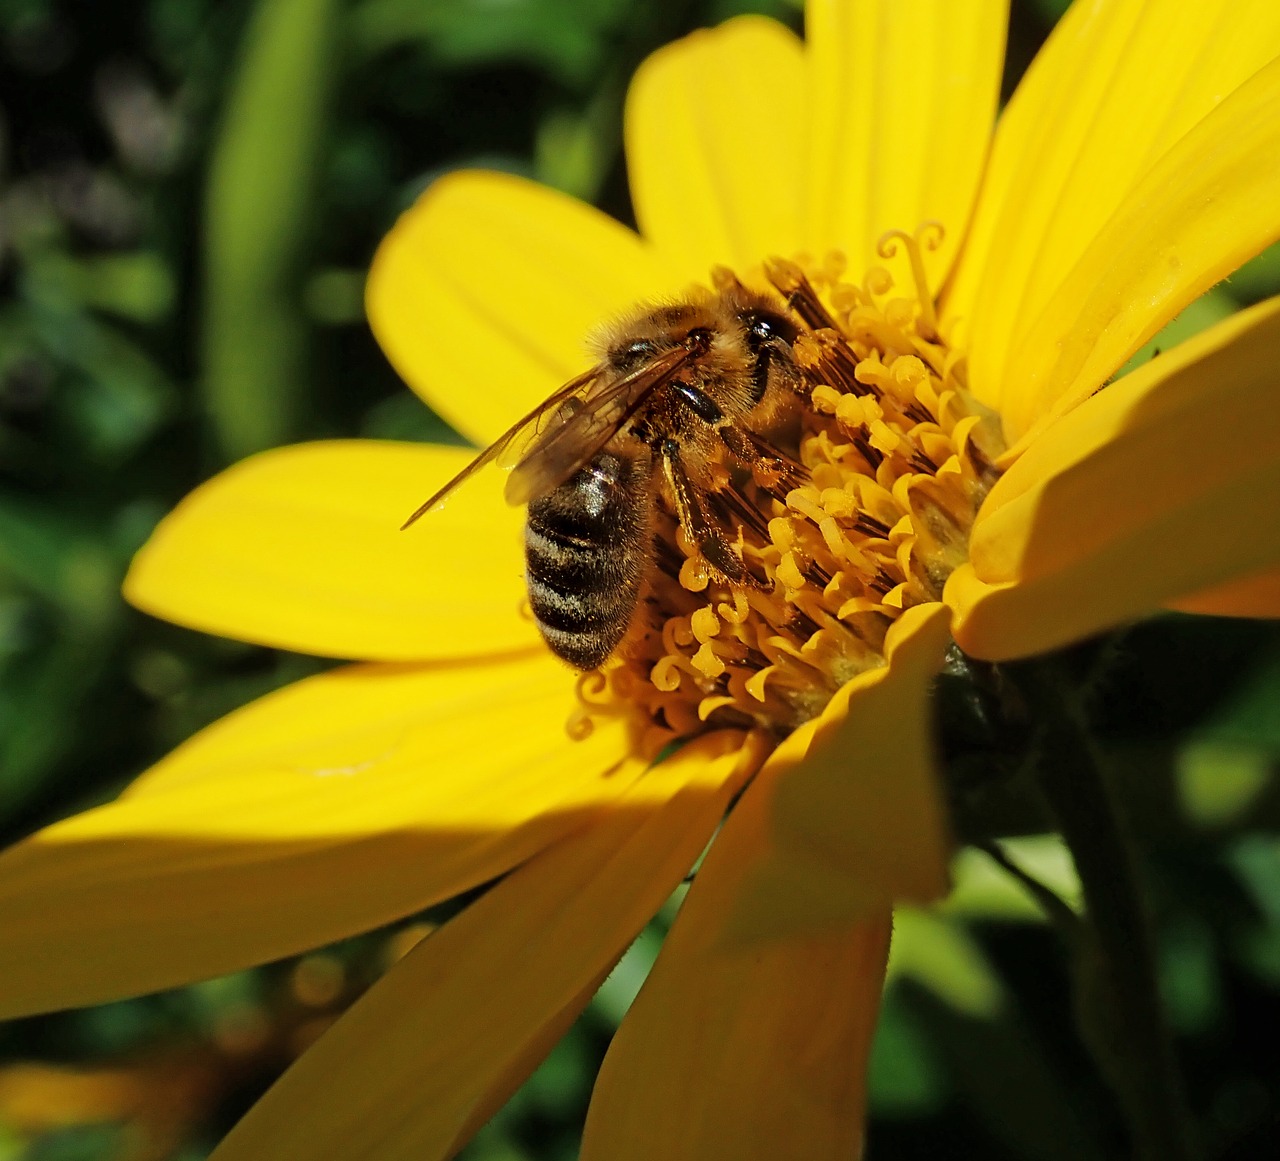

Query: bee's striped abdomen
left=525, top=451, right=650, bottom=670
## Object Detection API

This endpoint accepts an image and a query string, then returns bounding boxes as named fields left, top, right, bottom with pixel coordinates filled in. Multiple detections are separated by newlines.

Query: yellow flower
left=4, top=1, right=1280, bottom=1158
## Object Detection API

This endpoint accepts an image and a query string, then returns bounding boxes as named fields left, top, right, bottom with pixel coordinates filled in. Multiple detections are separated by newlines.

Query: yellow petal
left=728, top=602, right=953, bottom=937
left=1169, top=566, right=1280, bottom=618
left=366, top=170, right=675, bottom=445
left=1005, top=56, right=1280, bottom=438
left=209, top=732, right=753, bottom=1161
left=947, top=0, right=1280, bottom=429
left=125, top=441, right=539, bottom=660
left=0, top=653, right=639, bottom=1018
left=581, top=759, right=891, bottom=1161
left=948, top=298, right=1280, bottom=661
left=626, top=16, right=805, bottom=280
left=806, top=0, right=1007, bottom=286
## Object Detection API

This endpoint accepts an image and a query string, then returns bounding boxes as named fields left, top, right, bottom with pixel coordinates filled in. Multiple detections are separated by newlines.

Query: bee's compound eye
left=614, top=339, right=658, bottom=371
left=742, top=310, right=798, bottom=348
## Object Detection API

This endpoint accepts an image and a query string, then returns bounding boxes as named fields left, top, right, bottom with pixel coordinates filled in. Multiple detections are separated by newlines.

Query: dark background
left=0, top=0, right=1278, bottom=1157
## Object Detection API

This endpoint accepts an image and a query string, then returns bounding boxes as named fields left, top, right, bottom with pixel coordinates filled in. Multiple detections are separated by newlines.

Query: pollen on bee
left=569, top=227, right=1006, bottom=748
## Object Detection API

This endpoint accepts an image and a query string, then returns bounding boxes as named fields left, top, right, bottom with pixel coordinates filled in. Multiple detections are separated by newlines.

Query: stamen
left=763, top=258, right=841, bottom=332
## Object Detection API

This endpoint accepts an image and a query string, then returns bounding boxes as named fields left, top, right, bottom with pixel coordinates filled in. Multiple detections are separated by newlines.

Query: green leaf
left=590, top=924, right=662, bottom=1028
left=1176, top=646, right=1280, bottom=826
left=349, top=0, right=629, bottom=89
left=1226, top=239, right=1280, bottom=304
left=944, top=836, right=1082, bottom=922
left=203, top=0, right=341, bottom=459
left=1159, top=919, right=1221, bottom=1035
left=1116, top=287, right=1238, bottom=379
left=889, top=909, right=1005, bottom=1019
left=867, top=986, right=948, bottom=1117
left=24, top=252, right=174, bottom=323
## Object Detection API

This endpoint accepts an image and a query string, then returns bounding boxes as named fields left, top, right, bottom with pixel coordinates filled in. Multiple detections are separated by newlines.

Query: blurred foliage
left=0, top=0, right=1277, bottom=1158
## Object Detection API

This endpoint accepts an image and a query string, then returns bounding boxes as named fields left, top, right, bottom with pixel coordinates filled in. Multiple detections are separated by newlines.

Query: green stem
left=1011, top=657, right=1195, bottom=1161
left=977, top=839, right=1082, bottom=938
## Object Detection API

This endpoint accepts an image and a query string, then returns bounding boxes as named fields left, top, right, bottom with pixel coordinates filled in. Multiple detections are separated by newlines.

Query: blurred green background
left=0, top=0, right=1278, bottom=1157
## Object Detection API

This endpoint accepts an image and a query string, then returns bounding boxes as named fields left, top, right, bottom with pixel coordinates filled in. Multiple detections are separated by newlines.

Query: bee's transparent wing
left=399, top=365, right=604, bottom=529
left=503, top=344, right=697, bottom=506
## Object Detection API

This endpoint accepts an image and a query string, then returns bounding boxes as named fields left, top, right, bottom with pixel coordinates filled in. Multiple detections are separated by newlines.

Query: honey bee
left=403, top=281, right=809, bottom=670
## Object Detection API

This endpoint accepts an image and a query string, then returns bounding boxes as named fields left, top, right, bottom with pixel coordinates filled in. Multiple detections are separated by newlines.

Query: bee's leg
left=668, top=381, right=809, bottom=494
left=659, top=438, right=750, bottom=584
left=715, top=480, right=772, bottom=543
left=717, top=424, right=809, bottom=495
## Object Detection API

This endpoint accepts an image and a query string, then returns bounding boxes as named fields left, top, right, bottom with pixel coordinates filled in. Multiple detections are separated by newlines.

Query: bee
left=403, top=281, right=809, bottom=670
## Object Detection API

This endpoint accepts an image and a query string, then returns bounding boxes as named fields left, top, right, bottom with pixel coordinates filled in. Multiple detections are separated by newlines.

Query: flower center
left=573, top=225, right=1006, bottom=752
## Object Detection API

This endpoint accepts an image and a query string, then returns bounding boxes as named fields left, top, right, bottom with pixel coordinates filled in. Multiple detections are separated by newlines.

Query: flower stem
left=1008, top=656, right=1196, bottom=1161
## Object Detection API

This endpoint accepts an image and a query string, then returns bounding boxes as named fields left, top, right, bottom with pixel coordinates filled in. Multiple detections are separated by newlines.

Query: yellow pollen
left=583, top=225, right=1006, bottom=750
